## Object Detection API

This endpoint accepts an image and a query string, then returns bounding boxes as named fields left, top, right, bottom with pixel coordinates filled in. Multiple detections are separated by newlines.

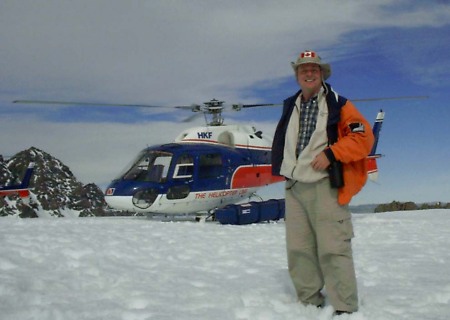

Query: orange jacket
left=327, top=100, right=374, bottom=204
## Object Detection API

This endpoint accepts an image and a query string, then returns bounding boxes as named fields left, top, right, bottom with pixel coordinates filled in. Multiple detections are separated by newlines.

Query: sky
left=1, top=0, right=449, bottom=205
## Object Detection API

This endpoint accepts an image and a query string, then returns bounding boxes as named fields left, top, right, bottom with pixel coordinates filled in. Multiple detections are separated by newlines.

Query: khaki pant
left=285, top=178, right=358, bottom=312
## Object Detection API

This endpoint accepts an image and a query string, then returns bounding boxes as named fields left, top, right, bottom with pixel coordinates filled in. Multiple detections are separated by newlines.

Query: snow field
left=0, top=210, right=449, bottom=320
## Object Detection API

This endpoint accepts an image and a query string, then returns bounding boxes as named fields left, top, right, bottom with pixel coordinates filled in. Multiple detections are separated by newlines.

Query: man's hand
left=311, top=152, right=330, bottom=171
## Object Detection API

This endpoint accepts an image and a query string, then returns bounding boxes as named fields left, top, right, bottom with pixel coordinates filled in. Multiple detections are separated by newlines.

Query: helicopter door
left=167, top=154, right=194, bottom=200
left=197, top=153, right=224, bottom=190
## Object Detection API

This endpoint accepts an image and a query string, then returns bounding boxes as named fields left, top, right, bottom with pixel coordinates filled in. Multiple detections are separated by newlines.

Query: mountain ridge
left=0, top=147, right=107, bottom=217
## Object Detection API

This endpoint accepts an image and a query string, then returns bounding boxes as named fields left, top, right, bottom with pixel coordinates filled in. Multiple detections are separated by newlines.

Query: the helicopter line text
left=195, top=189, right=248, bottom=199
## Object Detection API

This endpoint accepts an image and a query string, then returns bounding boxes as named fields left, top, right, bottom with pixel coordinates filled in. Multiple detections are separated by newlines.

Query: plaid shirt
left=296, top=96, right=319, bottom=156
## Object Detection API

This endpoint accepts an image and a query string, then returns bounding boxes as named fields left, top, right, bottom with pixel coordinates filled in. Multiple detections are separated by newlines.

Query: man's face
left=296, top=63, right=322, bottom=93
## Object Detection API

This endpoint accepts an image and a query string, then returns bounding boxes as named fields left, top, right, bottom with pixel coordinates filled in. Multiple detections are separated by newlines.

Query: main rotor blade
left=234, top=96, right=428, bottom=110
left=352, top=95, right=428, bottom=102
left=181, top=113, right=203, bottom=123
left=232, top=103, right=282, bottom=111
left=13, top=100, right=164, bottom=108
left=242, top=103, right=282, bottom=108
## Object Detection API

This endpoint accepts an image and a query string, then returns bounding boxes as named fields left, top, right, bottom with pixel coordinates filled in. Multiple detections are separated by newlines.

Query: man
left=272, top=50, right=374, bottom=314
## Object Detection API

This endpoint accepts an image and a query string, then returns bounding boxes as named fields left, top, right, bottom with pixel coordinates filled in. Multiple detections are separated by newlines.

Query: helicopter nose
left=105, top=187, right=159, bottom=211
left=104, top=195, right=134, bottom=211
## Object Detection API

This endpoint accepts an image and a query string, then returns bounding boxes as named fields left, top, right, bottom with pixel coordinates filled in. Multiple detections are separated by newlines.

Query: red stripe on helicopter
left=231, top=165, right=285, bottom=188
left=234, top=144, right=272, bottom=150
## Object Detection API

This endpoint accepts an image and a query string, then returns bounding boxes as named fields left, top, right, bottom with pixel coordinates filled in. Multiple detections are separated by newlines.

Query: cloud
left=2, top=1, right=449, bottom=106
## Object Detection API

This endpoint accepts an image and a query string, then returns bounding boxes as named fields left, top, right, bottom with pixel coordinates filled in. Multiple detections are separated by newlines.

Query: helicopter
left=14, top=95, right=428, bottom=217
left=0, top=162, right=34, bottom=199
left=96, top=99, right=385, bottom=216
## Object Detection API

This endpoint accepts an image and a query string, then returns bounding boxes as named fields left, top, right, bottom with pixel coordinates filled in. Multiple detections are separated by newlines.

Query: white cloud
left=2, top=1, right=449, bottom=105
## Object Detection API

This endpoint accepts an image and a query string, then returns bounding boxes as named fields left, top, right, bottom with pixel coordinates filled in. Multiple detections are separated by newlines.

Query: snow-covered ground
left=1, top=210, right=449, bottom=320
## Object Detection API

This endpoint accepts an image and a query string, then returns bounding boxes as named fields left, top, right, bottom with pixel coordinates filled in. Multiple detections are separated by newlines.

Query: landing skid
left=195, top=210, right=216, bottom=223
left=145, top=211, right=215, bottom=223
left=145, top=213, right=197, bottom=222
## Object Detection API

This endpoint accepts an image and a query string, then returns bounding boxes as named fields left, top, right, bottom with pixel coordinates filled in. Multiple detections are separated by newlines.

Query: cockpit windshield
left=118, top=150, right=173, bottom=183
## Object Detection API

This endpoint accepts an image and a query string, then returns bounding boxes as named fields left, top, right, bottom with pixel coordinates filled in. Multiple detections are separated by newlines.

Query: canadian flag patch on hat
left=291, top=49, right=331, bottom=80
left=301, top=50, right=316, bottom=58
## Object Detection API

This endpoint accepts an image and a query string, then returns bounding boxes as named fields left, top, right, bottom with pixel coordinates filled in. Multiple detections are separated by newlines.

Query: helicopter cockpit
left=116, top=148, right=197, bottom=184
left=107, top=147, right=198, bottom=210
left=119, top=150, right=172, bottom=183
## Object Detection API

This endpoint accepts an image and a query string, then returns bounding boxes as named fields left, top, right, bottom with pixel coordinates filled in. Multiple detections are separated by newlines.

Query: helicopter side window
left=199, top=153, right=222, bottom=179
left=173, top=154, right=194, bottom=179
left=149, top=155, right=171, bottom=182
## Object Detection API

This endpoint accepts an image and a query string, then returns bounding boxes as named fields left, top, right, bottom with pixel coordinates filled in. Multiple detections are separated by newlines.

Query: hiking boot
left=334, top=310, right=353, bottom=316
